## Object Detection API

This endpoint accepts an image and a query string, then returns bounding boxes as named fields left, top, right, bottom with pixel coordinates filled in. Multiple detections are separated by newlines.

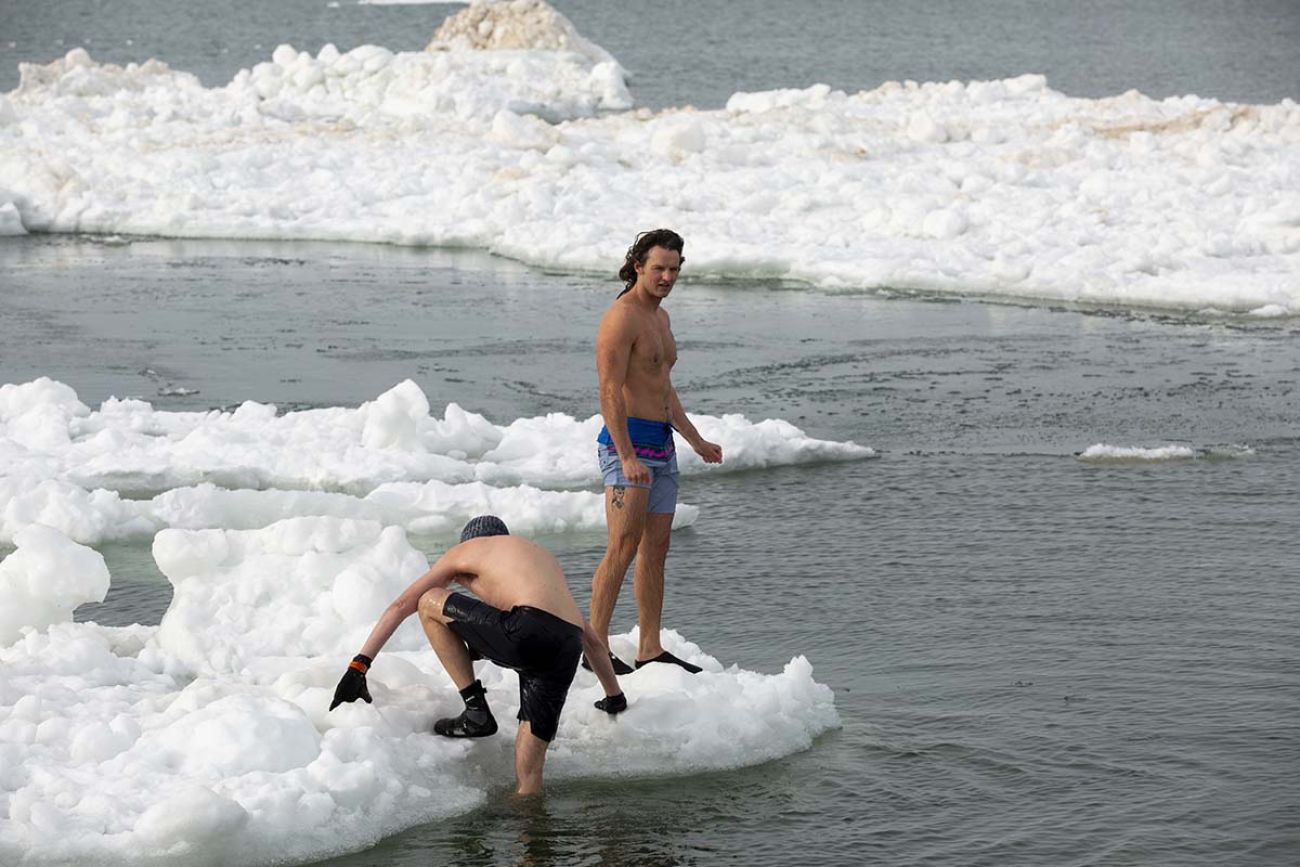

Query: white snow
left=1, top=3, right=1296, bottom=313
left=0, top=377, right=872, bottom=545
left=1076, top=443, right=1198, bottom=462
left=0, top=201, right=25, bottom=234
left=3, top=1, right=1281, bottom=859
left=0, top=524, right=110, bottom=645
left=0, top=517, right=840, bottom=866
left=0, top=374, right=858, bottom=861
left=1075, top=443, right=1255, bottom=463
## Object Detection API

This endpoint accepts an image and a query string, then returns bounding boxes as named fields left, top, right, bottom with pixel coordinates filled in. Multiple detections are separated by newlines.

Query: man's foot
left=635, top=651, right=702, bottom=674
left=435, top=680, right=498, bottom=737
left=581, top=650, right=635, bottom=676
left=433, top=706, right=498, bottom=738
left=594, top=692, right=628, bottom=715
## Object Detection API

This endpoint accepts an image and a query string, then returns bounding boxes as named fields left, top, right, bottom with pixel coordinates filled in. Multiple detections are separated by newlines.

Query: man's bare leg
left=589, top=485, right=649, bottom=639
left=418, top=588, right=498, bottom=736
left=632, top=511, right=701, bottom=673
left=513, top=721, right=549, bottom=795
left=632, top=511, right=672, bottom=660
left=417, top=588, right=474, bottom=689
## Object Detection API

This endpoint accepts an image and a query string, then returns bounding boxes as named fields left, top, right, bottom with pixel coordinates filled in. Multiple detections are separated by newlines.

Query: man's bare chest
left=630, top=323, right=676, bottom=372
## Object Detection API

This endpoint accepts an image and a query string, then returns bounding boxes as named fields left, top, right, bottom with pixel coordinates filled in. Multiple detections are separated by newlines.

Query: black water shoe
left=635, top=651, right=702, bottom=674
left=582, top=650, right=634, bottom=676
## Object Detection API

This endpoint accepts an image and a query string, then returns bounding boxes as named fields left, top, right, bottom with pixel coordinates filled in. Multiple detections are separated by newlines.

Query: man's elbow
left=387, top=596, right=418, bottom=623
left=598, top=383, right=624, bottom=406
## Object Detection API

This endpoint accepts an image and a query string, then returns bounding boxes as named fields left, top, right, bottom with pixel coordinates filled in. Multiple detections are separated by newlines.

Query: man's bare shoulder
left=452, top=534, right=539, bottom=560
left=452, top=537, right=573, bottom=610
left=597, top=298, right=642, bottom=339
left=466, top=536, right=564, bottom=575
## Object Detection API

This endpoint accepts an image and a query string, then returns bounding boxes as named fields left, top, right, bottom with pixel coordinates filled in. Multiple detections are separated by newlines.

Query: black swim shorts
left=442, top=593, right=583, bottom=742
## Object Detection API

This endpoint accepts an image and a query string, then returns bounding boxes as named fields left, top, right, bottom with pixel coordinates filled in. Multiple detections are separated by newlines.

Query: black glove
left=329, top=654, right=374, bottom=711
left=594, top=692, right=627, bottom=715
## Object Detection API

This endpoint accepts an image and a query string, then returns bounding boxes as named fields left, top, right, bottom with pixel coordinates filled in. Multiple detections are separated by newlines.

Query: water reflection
left=330, top=761, right=820, bottom=867
left=373, top=779, right=706, bottom=867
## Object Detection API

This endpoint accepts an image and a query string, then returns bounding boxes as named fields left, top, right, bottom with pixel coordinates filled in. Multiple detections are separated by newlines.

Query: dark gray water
left=2, top=0, right=1298, bottom=105
left=4, top=234, right=1300, bottom=865
left=3, top=1, right=1300, bottom=863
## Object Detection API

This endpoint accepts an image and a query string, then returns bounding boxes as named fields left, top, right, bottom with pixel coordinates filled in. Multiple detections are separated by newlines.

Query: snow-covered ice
left=1, top=1, right=1296, bottom=314
left=0, top=372, right=859, bottom=863
left=1076, top=443, right=1197, bottom=462
left=0, top=377, right=873, bottom=545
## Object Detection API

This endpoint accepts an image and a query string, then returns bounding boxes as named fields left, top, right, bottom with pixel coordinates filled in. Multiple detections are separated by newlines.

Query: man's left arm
left=668, top=386, right=723, bottom=464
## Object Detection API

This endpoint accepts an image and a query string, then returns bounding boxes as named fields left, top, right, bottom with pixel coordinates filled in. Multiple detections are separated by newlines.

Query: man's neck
left=629, top=283, right=664, bottom=309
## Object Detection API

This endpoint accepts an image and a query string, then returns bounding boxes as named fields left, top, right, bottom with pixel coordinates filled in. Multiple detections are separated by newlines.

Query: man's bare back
left=439, top=535, right=583, bottom=627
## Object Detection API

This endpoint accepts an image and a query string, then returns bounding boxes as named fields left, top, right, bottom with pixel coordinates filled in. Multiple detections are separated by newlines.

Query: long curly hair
left=617, top=229, right=685, bottom=297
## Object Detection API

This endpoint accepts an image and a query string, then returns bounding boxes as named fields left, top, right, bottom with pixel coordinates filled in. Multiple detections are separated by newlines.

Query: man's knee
left=603, top=517, right=646, bottom=562
left=637, top=537, right=670, bottom=566
left=418, top=588, right=453, bottom=624
left=602, top=528, right=642, bottom=566
left=637, top=516, right=673, bottom=559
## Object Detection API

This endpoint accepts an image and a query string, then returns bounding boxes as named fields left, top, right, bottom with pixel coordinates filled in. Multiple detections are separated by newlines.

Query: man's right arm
left=595, top=308, right=649, bottom=485
left=329, top=551, right=462, bottom=711
left=357, top=554, right=460, bottom=660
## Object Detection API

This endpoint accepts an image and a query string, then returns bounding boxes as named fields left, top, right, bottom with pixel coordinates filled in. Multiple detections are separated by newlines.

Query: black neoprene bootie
left=581, top=650, right=635, bottom=676
left=635, top=650, right=702, bottom=674
left=434, top=679, right=498, bottom=738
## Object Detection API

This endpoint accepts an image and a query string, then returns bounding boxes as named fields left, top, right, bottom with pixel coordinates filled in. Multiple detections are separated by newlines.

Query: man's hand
left=595, top=692, right=628, bottom=715
left=694, top=440, right=723, bottom=464
left=329, top=654, right=374, bottom=711
left=620, top=455, right=651, bottom=485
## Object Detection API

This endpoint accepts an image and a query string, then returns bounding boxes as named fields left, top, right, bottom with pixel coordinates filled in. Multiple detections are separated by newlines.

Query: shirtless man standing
left=329, top=515, right=627, bottom=795
left=586, top=229, right=724, bottom=676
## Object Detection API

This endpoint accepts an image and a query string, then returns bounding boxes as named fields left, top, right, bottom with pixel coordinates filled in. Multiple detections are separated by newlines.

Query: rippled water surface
left=5, top=235, right=1299, bottom=865
left=3, top=0, right=1299, bottom=861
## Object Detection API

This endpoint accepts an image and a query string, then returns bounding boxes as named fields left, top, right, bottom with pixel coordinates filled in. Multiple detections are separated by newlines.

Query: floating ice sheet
left=1077, top=443, right=1197, bottom=462
left=0, top=378, right=872, bottom=545
left=2, top=4, right=1298, bottom=313
left=0, top=518, right=840, bottom=866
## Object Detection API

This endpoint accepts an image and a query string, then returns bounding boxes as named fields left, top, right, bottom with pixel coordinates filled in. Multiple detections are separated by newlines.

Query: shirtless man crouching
left=329, top=515, right=627, bottom=795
